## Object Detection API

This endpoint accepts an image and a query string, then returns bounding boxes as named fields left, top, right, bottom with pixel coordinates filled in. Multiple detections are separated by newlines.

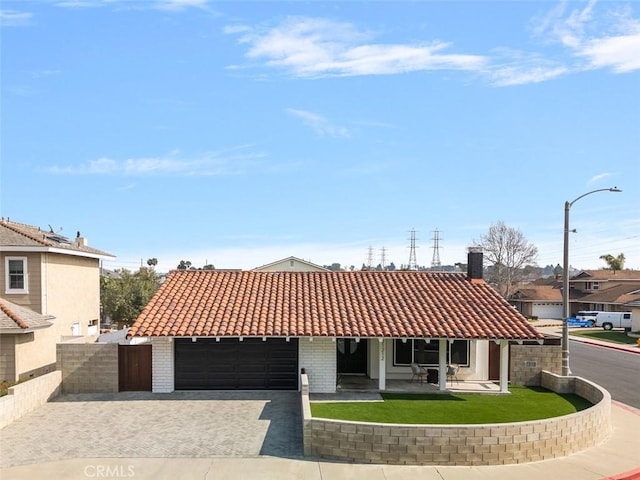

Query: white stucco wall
left=151, top=337, right=174, bottom=393
left=298, top=337, right=336, bottom=393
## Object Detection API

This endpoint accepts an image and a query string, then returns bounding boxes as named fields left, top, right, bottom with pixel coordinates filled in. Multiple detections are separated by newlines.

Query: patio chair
left=410, top=363, right=429, bottom=383
left=447, top=364, right=459, bottom=385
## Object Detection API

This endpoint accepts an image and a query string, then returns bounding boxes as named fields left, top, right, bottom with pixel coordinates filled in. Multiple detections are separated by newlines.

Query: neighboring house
left=509, top=285, right=563, bottom=319
left=623, top=296, right=640, bottom=332
left=568, top=270, right=640, bottom=315
left=252, top=256, right=330, bottom=272
left=128, top=250, right=543, bottom=394
left=0, top=219, right=114, bottom=382
left=510, top=270, right=640, bottom=320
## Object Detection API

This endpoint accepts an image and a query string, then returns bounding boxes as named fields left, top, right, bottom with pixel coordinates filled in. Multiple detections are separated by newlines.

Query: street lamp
left=562, top=187, right=622, bottom=376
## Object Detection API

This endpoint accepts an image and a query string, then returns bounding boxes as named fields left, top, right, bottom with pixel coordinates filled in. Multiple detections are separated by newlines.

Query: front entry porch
left=334, top=375, right=502, bottom=397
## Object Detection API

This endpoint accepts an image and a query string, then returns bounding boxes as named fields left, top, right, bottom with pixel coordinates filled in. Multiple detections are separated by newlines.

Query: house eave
left=0, top=245, right=115, bottom=260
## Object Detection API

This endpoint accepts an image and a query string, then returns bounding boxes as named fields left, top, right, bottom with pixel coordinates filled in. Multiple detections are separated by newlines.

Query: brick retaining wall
left=301, top=371, right=611, bottom=466
left=0, top=371, right=61, bottom=429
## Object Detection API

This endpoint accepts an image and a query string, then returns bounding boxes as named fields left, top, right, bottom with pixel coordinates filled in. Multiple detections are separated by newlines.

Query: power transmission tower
left=380, top=246, right=387, bottom=270
left=408, top=229, right=418, bottom=271
left=431, top=228, right=443, bottom=271
left=366, top=246, right=374, bottom=269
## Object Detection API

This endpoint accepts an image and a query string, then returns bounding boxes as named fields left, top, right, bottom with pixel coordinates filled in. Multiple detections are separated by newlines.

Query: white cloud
left=286, top=108, right=351, bottom=138
left=0, top=10, right=33, bottom=27
left=227, top=16, right=487, bottom=78
left=532, top=1, right=640, bottom=73
left=588, top=172, right=614, bottom=184
left=490, top=64, right=568, bottom=87
left=578, top=31, right=640, bottom=72
left=46, top=147, right=271, bottom=176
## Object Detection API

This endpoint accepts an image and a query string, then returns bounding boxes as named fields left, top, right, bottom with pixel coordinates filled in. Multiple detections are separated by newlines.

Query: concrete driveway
left=0, top=391, right=303, bottom=468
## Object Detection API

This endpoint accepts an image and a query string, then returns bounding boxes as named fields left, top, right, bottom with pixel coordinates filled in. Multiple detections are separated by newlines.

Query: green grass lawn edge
left=310, top=386, right=592, bottom=424
left=569, top=329, right=637, bottom=345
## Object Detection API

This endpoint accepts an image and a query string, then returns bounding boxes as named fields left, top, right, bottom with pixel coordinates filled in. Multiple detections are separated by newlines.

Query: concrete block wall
left=0, top=371, right=61, bottom=429
left=302, top=370, right=611, bottom=466
left=151, top=337, right=174, bottom=393
left=56, top=343, right=118, bottom=393
left=510, top=345, right=561, bottom=386
left=299, top=337, right=336, bottom=393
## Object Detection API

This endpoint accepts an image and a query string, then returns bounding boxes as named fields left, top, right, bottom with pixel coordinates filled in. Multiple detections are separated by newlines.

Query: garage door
left=532, top=303, right=563, bottom=319
left=174, top=338, right=298, bottom=390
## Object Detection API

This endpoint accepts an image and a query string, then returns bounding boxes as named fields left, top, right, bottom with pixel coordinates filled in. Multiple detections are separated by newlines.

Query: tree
left=101, top=267, right=160, bottom=328
left=474, top=221, right=538, bottom=298
left=202, top=264, right=215, bottom=270
left=146, top=258, right=158, bottom=268
left=600, top=253, right=625, bottom=271
left=177, top=260, right=192, bottom=270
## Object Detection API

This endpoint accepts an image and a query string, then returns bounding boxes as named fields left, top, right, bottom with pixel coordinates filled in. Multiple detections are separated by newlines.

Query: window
left=585, top=282, right=600, bottom=291
left=5, top=257, right=28, bottom=294
left=393, top=339, right=469, bottom=367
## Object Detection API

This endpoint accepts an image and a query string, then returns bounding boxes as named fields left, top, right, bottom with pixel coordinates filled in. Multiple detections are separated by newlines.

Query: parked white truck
left=576, top=311, right=633, bottom=331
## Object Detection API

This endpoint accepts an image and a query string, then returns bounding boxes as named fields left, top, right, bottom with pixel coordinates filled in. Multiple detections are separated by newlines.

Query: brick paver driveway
left=0, top=391, right=303, bottom=468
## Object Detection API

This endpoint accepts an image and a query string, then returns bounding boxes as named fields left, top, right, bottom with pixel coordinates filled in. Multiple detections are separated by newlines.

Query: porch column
left=438, top=339, right=447, bottom=391
left=377, top=338, right=386, bottom=390
left=499, top=340, right=509, bottom=393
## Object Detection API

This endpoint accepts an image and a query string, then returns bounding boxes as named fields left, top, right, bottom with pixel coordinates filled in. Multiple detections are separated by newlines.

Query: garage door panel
left=175, top=338, right=298, bottom=390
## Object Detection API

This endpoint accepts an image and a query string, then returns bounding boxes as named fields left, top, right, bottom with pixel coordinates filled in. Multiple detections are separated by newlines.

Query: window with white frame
left=393, top=339, right=470, bottom=367
left=5, top=257, right=28, bottom=294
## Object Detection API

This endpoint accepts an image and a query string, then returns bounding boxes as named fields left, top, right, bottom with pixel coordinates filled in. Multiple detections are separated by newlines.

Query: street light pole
left=562, top=187, right=622, bottom=376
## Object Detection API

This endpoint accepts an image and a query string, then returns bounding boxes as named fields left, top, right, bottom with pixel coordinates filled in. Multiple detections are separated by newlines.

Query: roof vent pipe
left=467, top=247, right=483, bottom=281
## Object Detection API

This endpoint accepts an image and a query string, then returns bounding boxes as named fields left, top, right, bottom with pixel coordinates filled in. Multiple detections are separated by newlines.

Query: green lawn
left=569, top=329, right=637, bottom=345
left=310, top=386, right=591, bottom=424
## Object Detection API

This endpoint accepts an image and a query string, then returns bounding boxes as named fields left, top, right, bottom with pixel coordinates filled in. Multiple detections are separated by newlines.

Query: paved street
left=0, top=391, right=303, bottom=468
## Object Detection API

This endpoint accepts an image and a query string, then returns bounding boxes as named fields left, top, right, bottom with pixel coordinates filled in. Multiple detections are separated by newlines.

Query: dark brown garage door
left=174, top=337, right=298, bottom=390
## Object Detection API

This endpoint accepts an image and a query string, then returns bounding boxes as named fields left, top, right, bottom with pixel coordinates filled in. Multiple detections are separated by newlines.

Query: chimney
left=467, top=247, right=483, bottom=281
left=76, top=237, right=88, bottom=247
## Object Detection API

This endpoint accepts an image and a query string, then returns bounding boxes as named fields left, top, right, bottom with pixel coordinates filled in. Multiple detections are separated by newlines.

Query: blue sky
left=1, top=0, right=639, bottom=273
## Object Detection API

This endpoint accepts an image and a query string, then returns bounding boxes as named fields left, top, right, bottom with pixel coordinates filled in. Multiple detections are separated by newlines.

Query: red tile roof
left=129, top=271, right=542, bottom=340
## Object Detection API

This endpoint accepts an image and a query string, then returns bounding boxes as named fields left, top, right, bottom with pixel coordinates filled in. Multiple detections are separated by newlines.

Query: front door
left=337, top=339, right=367, bottom=374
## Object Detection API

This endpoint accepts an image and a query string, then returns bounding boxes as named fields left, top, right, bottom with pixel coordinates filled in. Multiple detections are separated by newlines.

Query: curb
left=601, top=467, right=640, bottom=480
left=575, top=339, right=640, bottom=355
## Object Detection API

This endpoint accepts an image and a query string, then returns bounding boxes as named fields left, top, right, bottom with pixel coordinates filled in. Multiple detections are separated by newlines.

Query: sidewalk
left=535, top=319, right=640, bottom=355
left=1, top=401, right=639, bottom=480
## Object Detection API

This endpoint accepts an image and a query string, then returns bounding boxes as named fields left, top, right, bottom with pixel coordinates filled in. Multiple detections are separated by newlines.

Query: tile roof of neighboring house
left=129, top=270, right=543, bottom=340
left=573, top=270, right=640, bottom=281
left=0, top=219, right=114, bottom=258
left=0, top=298, right=54, bottom=330
left=510, top=285, right=563, bottom=302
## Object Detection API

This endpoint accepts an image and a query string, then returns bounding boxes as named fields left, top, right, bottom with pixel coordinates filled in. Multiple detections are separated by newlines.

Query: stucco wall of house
left=10, top=253, right=101, bottom=381
left=44, top=252, right=101, bottom=335
left=151, top=337, right=174, bottom=393
left=299, top=337, right=336, bottom=393
left=0, top=335, right=17, bottom=382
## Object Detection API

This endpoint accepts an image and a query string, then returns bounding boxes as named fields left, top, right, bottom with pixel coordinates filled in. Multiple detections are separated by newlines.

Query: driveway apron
left=0, top=391, right=303, bottom=468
